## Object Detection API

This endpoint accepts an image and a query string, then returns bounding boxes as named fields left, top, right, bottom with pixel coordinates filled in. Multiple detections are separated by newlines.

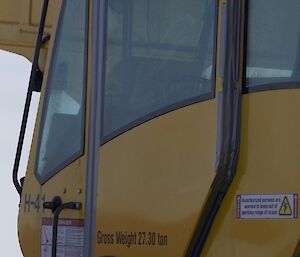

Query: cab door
left=93, top=0, right=222, bottom=256
left=201, top=1, right=300, bottom=257
left=18, top=1, right=90, bottom=257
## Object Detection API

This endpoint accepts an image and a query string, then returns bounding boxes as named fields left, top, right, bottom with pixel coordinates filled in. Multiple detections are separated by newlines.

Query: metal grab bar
left=12, top=0, right=50, bottom=196
left=44, top=198, right=82, bottom=257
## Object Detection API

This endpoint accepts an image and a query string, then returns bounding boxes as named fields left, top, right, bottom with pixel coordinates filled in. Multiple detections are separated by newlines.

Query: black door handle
left=43, top=197, right=82, bottom=257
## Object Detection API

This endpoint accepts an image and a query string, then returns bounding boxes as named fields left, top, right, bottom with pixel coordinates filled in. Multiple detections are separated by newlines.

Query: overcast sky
left=0, top=50, right=39, bottom=257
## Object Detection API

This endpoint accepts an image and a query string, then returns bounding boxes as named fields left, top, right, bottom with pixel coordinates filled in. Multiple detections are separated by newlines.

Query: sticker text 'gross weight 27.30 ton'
left=97, top=231, right=168, bottom=248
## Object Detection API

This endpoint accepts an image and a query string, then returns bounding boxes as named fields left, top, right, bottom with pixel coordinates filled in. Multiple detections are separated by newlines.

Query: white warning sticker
left=41, top=218, right=84, bottom=257
left=236, top=193, right=298, bottom=219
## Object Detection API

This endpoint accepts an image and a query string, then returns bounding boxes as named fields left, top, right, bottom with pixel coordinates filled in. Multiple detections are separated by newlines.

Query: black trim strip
left=185, top=0, right=243, bottom=256
left=241, top=0, right=248, bottom=92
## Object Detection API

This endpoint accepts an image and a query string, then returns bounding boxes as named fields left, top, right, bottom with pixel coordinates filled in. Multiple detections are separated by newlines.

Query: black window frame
left=243, top=0, right=300, bottom=94
left=100, top=0, right=219, bottom=145
left=34, top=0, right=89, bottom=184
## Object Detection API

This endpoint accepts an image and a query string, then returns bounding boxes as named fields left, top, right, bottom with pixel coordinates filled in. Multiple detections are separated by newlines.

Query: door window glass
left=35, top=0, right=87, bottom=182
left=246, top=0, right=300, bottom=89
left=102, top=0, right=217, bottom=140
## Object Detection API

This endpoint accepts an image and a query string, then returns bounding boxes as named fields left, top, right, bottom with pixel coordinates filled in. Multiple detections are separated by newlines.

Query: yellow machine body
left=0, top=0, right=299, bottom=257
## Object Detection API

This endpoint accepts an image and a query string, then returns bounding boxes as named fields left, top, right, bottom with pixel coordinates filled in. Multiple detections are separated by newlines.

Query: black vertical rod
left=12, top=0, right=49, bottom=195
left=49, top=202, right=82, bottom=257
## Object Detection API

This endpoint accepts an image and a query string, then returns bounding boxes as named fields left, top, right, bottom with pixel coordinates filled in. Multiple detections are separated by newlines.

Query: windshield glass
left=35, top=0, right=87, bottom=182
left=246, top=0, right=300, bottom=88
left=102, top=0, right=217, bottom=140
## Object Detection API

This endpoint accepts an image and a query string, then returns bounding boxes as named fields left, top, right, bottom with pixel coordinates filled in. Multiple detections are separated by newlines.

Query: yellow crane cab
left=0, top=0, right=299, bottom=257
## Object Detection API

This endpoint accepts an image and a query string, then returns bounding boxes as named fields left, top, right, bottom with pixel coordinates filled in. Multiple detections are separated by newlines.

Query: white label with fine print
left=41, top=218, right=84, bottom=257
left=236, top=193, right=298, bottom=219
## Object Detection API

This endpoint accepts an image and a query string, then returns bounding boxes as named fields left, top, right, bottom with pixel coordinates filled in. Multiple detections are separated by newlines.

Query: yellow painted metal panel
left=292, top=240, right=300, bottom=257
left=30, top=0, right=55, bottom=27
left=95, top=0, right=223, bottom=255
left=18, top=0, right=93, bottom=254
left=0, top=0, right=57, bottom=61
left=17, top=1, right=92, bottom=256
left=96, top=99, right=217, bottom=257
left=201, top=90, right=300, bottom=257
left=0, top=0, right=20, bottom=23
left=14, top=0, right=300, bottom=256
